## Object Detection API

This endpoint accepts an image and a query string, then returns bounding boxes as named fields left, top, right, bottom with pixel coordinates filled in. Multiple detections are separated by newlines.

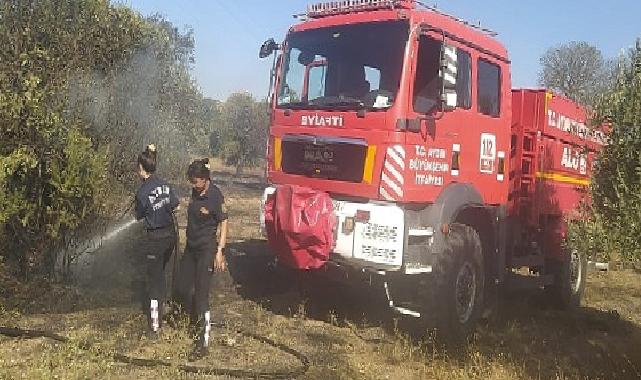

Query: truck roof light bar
left=307, top=0, right=415, bottom=18
left=415, top=1, right=498, bottom=36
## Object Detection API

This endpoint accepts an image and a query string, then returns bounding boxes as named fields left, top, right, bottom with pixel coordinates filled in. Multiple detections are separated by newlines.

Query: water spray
left=66, top=199, right=139, bottom=273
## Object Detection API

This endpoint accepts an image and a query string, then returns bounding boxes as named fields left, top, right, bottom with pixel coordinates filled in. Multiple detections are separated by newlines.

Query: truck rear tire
left=421, top=223, right=485, bottom=343
left=545, top=249, right=587, bottom=309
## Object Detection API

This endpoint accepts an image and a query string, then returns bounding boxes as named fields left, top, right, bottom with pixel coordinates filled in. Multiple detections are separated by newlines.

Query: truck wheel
left=423, top=223, right=485, bottom=343
left=545, top=249, right=587, bottom=309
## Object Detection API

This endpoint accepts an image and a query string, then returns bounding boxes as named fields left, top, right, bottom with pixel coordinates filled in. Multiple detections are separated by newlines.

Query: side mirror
left=440, top=43, right=458, bottom=111
left=259, top=38, right=280, bottom=59
left=298, top=50, right=315, bottom=66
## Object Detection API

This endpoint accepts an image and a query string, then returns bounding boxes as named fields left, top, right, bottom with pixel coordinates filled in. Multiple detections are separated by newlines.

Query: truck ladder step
left=390, top=304, right=421, bottom=318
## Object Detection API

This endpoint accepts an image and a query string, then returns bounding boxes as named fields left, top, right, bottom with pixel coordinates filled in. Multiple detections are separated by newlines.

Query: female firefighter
left=176, top=158, right=228, bottom=358
left=135, top=144, right=179, bottom=337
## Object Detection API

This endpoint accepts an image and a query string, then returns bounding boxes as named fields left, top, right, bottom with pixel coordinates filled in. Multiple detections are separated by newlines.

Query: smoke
left=114, top=51, right=161, bottom=147
left=66, top=48, right=194, bottom=182
left=66, top=50, right=161, bottom=148
left=55, top=50, right=196, bottom=278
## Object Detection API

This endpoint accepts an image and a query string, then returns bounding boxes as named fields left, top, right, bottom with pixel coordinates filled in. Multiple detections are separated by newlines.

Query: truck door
left=404, top=32, right=474, bottom=202
left=469, top=56, right=510, bottom=205
left=405, top=30, right=510, bottom=205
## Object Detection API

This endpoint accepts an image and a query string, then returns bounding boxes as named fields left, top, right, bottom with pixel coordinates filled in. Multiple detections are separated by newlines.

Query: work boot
left=189, top=311, right=211, bottom=360
left=163, top=300, right=185, bottom=328
left=146, top=330, right=160, bottom=341
left=188, top=345, right=209, bottom=361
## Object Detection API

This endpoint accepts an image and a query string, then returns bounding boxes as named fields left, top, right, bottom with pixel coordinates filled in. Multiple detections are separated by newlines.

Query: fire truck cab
left=259, top=0, right=601, bottom=340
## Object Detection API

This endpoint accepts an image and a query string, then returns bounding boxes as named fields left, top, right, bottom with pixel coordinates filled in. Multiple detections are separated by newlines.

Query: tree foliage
left=588, top=40, right=641, bottom=264
left=538, top=41, right=613, bottom=107
left=216, top=93, right=269, bottom=175
left=0, top=0, right=213, bottom=276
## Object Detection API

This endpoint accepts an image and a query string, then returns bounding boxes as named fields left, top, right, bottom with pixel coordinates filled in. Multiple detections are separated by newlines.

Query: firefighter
left=176, top=158, right=228, bottom=358
left=135, top=144, right=179, bottom=337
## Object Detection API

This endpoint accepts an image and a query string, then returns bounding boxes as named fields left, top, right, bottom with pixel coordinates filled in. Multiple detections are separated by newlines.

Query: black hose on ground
left=0, top=321, right=310, bottom=379
left=346, top=323, right=392, bottom=345
left=0, top=204, right=310, bottom=377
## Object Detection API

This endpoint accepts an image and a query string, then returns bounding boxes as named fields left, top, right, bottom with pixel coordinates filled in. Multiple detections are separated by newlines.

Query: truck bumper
left=260, top=186, right=438, bottom=275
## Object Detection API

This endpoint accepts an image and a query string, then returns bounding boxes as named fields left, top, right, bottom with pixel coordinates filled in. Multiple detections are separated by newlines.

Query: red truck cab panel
left=268, top=5, right=513, bottom=206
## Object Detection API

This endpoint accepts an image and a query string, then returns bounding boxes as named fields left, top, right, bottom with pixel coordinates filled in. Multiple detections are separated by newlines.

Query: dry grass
left=1, top=172, right=641, bottom=379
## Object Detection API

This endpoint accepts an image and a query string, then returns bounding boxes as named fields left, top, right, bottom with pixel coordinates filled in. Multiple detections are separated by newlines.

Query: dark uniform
left=176, top=182, right=227, bottom=348
left=135, top=175, right=179, bottom=333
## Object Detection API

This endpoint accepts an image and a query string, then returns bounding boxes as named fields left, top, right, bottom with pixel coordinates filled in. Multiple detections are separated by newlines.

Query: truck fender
left=404, top=183, right=491, bottom=272
left=422, top=183, right=484, bottom=249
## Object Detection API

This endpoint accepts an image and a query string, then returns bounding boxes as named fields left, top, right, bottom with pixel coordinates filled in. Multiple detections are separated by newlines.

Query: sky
left=126, top=0, right=641, bottom=101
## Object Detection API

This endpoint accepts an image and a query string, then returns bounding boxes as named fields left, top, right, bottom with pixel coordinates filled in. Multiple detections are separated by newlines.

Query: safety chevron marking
left=379, top=145, right=405, bottom=201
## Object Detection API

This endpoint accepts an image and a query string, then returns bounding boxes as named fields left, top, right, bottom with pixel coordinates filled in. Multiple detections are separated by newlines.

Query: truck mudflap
left=264, top=185, right=337, bottom=270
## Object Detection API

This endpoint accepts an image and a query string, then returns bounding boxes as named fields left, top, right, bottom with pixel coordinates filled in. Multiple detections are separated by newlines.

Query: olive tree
left=219, top=93, right=269, bottom=175
left=538, top=41, right=613, bottom=107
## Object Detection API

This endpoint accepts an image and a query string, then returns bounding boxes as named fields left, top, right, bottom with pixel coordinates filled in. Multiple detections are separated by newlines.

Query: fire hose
left=0, top=232, right=310, bottom=379
left=0, top=203, right=310, bottom=378
left=0, top=322, right=310, bottom=379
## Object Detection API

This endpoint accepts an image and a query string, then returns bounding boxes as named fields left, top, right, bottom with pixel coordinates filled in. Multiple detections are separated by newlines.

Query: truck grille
left=281, top=135, right=367, bottom=182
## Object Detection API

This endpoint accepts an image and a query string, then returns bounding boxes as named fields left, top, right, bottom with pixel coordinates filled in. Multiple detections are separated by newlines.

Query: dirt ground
left=1, top=173, right=641, bottom=380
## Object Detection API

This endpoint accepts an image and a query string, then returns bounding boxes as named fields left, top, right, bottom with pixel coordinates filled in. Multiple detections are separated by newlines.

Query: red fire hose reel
left=264, top=185, right=336, bottom=270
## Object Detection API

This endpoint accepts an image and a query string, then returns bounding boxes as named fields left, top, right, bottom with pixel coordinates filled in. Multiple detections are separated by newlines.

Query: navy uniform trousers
left=140, top=226, right=176, bottom=330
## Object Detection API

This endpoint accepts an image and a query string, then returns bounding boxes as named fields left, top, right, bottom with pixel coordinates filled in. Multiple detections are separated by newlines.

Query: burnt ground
left=1, top=172, right=641, bottom=379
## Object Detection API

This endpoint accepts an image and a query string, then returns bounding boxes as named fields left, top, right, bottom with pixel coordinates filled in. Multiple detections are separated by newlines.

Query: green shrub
left=0, top=0, right=213, bottom=276
left=587, top=40, right=641, bottom=265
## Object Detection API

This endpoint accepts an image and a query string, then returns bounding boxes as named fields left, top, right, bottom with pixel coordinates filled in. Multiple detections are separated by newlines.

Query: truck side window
left=278, top=48, right=306, bottom=103
left=478, top=59, right=501, bottom=117
left=414, top=37, right=471, bottom=113
left=413, top=36, right=441, bottom=114
left=456, top=49, right=471, bottom=109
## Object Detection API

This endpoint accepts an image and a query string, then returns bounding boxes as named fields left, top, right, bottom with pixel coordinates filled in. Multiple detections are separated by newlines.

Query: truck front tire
left=421, top=223, right=485, bottom=343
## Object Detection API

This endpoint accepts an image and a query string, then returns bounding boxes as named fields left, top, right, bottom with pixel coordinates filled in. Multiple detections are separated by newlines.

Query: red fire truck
left=258, top=0, right=603, bottom=340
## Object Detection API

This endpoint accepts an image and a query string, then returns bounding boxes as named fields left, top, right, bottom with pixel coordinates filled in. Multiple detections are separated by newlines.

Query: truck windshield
left=277, top=20, right=409, bottom=111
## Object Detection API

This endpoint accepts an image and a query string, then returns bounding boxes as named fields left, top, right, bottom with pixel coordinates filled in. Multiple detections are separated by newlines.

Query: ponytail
left=138, top=144, right=157, bottom=174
